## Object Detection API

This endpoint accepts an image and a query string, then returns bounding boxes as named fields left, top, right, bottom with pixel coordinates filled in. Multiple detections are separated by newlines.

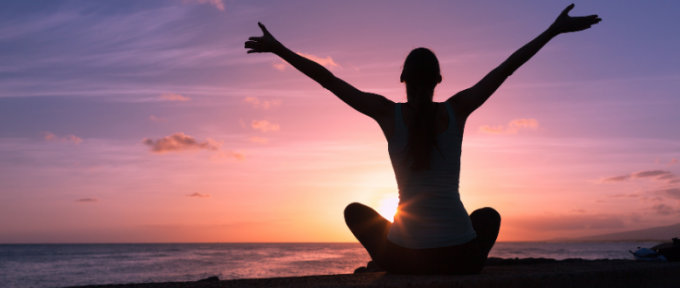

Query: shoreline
left=67, top=260, right=680, bottom=288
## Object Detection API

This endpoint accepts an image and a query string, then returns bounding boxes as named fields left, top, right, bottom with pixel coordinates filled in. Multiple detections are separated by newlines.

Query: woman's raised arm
left=448, top=4, right=601, bottom=118
left=245, top=23, right=393, bottom=121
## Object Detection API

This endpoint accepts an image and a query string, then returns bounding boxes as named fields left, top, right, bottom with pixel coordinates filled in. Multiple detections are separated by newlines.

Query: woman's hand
left=245, top=22, right=284, bottom=54
left=548, top=4, right=601, bottom=35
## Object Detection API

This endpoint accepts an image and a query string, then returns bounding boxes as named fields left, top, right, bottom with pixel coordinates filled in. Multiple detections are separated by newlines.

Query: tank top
left=386, top=102, right=477, bottom=249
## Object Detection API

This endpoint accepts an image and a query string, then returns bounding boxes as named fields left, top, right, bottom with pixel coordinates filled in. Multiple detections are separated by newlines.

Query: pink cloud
left=243, top=97, right=281, bottom=109
left=43, top=132, right=57, bottom=141
left=188, top=192, right=211, bottom=198
left=669, top=158, right=678, bottom=165
left=75, top=198, right=99, bottom=203
left=43, top=132, right=83, bottom=144
left=142, top=132, right=220, bottom=153
left=149, top=115, right=167, bottom=123
left=509, top=118, right=539, bottom=129
left=212, top=150, right=245, bottom=161
left=479, top=118, right=538, bottom=134
left=251, top=120, right=280, bottom=132
left=143, top=133, right=244, bottom=160
left=297, top=52, right=341, bottom=69
left=272, top=60, right=287, bottom=71
left=159, top=93, right=191, bottom=101
left=250, top=137, right=269, bottom=144
left=182, top=0, right=224, bottom=11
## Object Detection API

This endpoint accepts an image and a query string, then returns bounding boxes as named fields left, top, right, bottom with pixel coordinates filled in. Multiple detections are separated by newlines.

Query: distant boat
left=549, top=223, right=680, bottom=242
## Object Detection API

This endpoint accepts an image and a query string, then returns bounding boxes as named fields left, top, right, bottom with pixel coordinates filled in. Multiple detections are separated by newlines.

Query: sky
left=1, top=0, right=679, bottom=243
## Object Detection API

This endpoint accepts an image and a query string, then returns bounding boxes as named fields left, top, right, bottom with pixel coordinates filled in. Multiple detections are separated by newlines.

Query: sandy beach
left=67, top=260, right=680, bottom=288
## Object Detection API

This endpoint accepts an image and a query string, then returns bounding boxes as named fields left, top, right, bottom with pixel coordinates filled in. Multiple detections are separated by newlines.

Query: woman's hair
left=400, top=48, right=442, bottom=171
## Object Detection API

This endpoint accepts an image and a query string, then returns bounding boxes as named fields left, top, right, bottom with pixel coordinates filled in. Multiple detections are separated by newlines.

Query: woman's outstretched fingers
left=550, top=4, right=601, bottom=34
left=244, top=41, right=260, bottom=53
left=258, top=22, right=271, bottom=36
left=245, top=22, right=282, bottom=54
left=561, top=3, right=575, bottom=16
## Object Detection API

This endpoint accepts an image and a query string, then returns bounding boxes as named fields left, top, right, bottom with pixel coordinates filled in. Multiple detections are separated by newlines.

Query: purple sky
left=1, top=0, right=679, bottom=242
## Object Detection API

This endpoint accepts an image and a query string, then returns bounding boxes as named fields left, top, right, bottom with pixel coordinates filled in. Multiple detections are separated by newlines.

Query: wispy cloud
left=601, top=169, right=680, bottom=207
left=250, top=137, right=269, bottom=144
left=607, top=192, right=640, bottom=198
left=75, top=198, right=99, bottom=203
left=188, top=192, right=211, bottom=198
left=656, top=173, right=675, bottom=181
left=182, top=0, right=224, bottom=11
left=243, top=97, right=281, bottom=109
left=632, top=170, right=671, bottom=178
left=143, top=132, right=220, bottom=153
left=251, top=120, right=280, bottom=132
left=669, top=158, right=678, bottom=165
left=149, top=115, right=167, bottom=122
left=655, top=187, right=680, bottom=200
left=599, top=170, right=679, bottom=184
left=43, top=132, right=83, bottom=144
left=479, top=118, right=538, bottom=134
left=600, top=175, right=631, bottom=183
left=649, top=204, right=677, bottom=215
left=159, top=93, right=191, bottom=102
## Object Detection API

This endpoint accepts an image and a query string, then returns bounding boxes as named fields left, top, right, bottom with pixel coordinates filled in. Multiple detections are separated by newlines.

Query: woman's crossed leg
left=344, top=202, right=500, bottom=274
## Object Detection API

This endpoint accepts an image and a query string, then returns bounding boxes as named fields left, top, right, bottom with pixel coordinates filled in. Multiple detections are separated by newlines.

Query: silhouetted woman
left=246, top=4, right=600, bottom=274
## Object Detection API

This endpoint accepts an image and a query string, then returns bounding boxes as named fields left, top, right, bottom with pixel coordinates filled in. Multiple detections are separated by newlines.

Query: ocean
left=0, top=242, right=661, bottom=288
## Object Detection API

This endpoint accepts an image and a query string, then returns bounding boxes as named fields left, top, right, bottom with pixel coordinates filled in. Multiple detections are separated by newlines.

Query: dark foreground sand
left=69, top=260, right=680, bottom=288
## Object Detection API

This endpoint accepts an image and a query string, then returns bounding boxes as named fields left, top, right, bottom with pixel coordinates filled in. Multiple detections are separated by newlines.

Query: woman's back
left=387, top=102, right=477, bottom=249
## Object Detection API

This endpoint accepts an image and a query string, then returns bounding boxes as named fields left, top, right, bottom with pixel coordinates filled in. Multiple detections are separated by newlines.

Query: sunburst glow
left=377, top=196, right=399, bottom=222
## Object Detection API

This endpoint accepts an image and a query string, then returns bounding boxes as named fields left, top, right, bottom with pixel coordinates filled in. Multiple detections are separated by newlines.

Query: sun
left=377, top=196, right=399, bottom=222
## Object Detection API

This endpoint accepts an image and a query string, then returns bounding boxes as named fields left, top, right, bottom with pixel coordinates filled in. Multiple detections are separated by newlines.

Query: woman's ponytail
left=406, top=86, right=439, bottom=171
left=400, top=48, right=442, bottom=171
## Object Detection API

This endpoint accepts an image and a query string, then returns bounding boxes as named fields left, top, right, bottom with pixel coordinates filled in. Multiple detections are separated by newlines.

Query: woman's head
left=400, top=48, right=442, bottom=89
left=400, top=48, right=442, bottom=171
